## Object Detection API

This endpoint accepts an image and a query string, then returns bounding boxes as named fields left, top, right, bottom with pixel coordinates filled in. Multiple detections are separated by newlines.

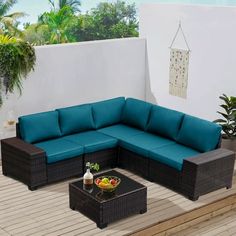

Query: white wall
left=0, top=38, right=146, bottom=131
left=140, top=4, right=236, bottom=121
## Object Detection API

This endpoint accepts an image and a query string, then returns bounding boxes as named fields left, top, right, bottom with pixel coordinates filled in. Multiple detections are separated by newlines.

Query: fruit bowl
left=95, top=176, right=121, bottom=193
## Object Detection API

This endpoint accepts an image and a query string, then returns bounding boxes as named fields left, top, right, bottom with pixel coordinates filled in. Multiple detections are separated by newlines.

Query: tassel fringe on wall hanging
left=169, top=21, right=190, bottom=99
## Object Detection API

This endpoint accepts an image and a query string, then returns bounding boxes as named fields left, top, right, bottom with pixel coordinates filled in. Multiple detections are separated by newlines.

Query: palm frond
left=0, top=0, right=17, bottom=17
left=50, top=0, right=81, bottom=12
left=0, top=34, right=18, bottom=43
left=214, top=119, right=227, bottom=124
left=5, top=11, right=26, bottom=19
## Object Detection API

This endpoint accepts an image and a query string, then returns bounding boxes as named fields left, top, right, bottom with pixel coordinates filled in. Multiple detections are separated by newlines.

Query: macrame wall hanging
left=169, top=21, right=190, bottom=99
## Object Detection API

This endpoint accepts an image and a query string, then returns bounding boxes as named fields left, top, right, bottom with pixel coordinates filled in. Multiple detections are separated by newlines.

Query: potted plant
left=0, top=35, right=36, bottom=106
left=215, top=94, right=236, bottom=151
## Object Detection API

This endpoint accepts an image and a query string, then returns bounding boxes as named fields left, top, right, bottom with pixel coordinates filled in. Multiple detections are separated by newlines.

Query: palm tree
left=49, top=0, right=81, bottom=13
left=0, top=0, right=25, bottom=36
left=38, top=6, right=75, bottom=44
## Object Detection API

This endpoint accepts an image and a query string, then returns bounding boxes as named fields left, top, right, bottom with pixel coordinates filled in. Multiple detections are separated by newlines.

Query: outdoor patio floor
left=0, top=167, right=236, bottom=236
left=174, top=207, right=236, bottom=236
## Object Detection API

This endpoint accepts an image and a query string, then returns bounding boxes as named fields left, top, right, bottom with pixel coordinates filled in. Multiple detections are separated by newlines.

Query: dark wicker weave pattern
left=47, top=156, right=83, bottom=183
left=118, top=147, right=149, bottom=178
left=1, top=138, right=118, bottom=190
left=149, top=158, right=181, bottom=191
left=69, top=185, right=101, bottom=224
left=69, top=170, right=147, bottom=228
left=118, top=148, right=235, bottom=201
left=1, top=135, right=235, bottom=200
left=1, top=138, right=47, bottom=190
left=182, top=149, right=235, bottom=200
left=84, top=148, right=118, bottom=171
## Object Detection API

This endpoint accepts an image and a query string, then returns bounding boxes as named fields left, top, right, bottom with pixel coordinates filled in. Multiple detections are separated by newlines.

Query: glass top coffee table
left=69, top=170, right=147, bottom=229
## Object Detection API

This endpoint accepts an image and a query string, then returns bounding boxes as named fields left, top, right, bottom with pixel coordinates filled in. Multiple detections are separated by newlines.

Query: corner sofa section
left=1, top=97, right=235, bottom=200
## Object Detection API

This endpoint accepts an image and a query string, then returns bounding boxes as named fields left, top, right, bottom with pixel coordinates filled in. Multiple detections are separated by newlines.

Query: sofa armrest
left=184, top=148, right=234, bottom=165
left=1, top=137, right=47, bottom=190
left=1, top=137, right=45, bottom=158
left=182, top=148, right=235, bottom=200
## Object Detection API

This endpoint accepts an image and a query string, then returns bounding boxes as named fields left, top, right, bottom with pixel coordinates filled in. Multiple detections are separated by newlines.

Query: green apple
left=101, top=177, right=109, bottom=184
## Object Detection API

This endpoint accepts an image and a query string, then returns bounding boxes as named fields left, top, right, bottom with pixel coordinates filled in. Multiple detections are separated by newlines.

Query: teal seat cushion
left=149, top=143, right=200, bottom=171
left=63, top=131, right=118, bottom=153
left=98, top=124, right=144, bottom=140
left=57, top=104, right=95, bottom=136
left=35, top=138, right=84, bottom=164
left=120, top=132, right=175, bottom=157
left=122, top=98, right=152, bottom=130
left=147, top=105, right=184, bottom=140
left=177, top=115, right=222, bottom=152
left=92, top=97, right=125, bottom=129
left=19, top=111, right=61, bottom=143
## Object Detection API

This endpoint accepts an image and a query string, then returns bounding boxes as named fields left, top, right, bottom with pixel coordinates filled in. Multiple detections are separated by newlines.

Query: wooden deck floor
left=173, top=208, right=236, bottom=236
left=0, top=167, right=236, bottom=236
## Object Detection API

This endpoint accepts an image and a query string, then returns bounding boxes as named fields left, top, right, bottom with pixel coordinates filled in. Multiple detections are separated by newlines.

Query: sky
left=10, top=0, right=236, bottom=27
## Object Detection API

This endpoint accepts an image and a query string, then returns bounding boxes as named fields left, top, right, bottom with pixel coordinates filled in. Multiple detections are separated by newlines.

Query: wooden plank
left=180, top=209, right=236, bottom=236
left=0, top=228, right=10, bottom=236
left=223, top=224, right=236, bottom=236
left=180, top=211, right=236, bottom=236
left=0, top=168, right=235, bottom=236
left=193, top=221, right=236, bottom=236
left=129, top=194, right=236, bottom=236
left=120, top=187, right=234, bottom=231
left=75, top=184, right=233, bottom=235
left=101, top=188, right=236, bottom=236
left=68, top=188, right=236, bottom=236
left=154, top=204, right=236, bottom=235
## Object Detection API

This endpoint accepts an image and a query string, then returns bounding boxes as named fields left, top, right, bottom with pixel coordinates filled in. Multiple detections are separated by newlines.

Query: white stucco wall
left=0, top=38, right=146, bottom=134
left=140, top=4, right=236, bottom=121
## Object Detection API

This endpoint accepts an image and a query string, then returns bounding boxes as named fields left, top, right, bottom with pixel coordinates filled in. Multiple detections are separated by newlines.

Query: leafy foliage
left=0, top=1, right=138, bottom=106
left=49, top=0, right=81, bottom=13
left=23, top=1, right=138, bottom=45
left=38, top=6, right=77, bottom=44
left=86, top=162, right=100, bottom=172
left=0, top=0, right=25, bottom=37
left=69, top=1, right=138, bottom=41
left=23, top=23, right=51, bottom=45
left=214, top=94, right=236, bottom=139
left=0, top=35, right=36, bottom=106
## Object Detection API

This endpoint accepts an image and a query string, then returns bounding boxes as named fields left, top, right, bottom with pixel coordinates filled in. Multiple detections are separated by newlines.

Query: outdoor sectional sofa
left=1, top=97, right=235, bottom=200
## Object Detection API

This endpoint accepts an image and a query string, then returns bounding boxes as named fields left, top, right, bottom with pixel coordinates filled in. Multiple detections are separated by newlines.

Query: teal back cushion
left=92, top=97, right=125, bottom=129
left=147, top=105, right=184, bottom=140
left=177, top=115, right=222, bottom=152
left=19, top=111, right=61, bottom=143
left=57, top=104, right=95, bottom=136
left=122, top=98, right=152, bottom=130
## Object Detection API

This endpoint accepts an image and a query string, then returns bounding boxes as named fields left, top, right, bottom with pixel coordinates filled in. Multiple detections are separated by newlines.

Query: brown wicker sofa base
left=1, top=138, right=47, bottom=190
left=118, top=147, right=149, bottom=178
left=1, top=137, right=118, bottom=190
left=181, top=149, right=235, bottom=200
left=84, top=148, right=118, bottom=170
left=118, top=147, right=235, bottom=201
left=1, top=137, right=235, bottom=200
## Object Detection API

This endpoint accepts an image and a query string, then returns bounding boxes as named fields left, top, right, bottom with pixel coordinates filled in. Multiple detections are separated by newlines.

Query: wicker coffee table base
left=69, top=171, right=147, bottom=229
left=69, top=189, right=147, bottom=229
